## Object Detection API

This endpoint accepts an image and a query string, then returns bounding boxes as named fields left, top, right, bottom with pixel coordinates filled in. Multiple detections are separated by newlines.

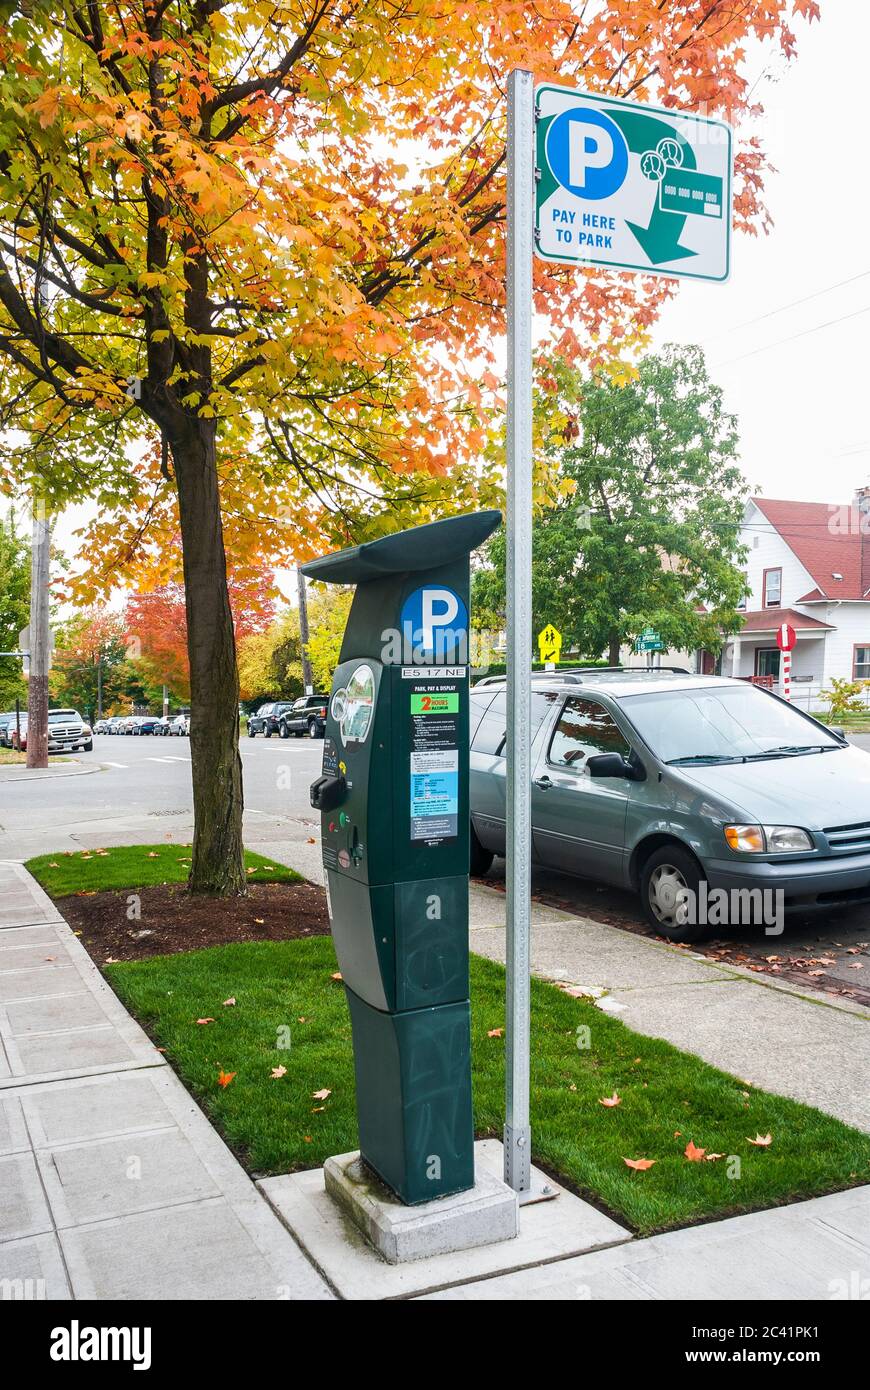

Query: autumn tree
left=51, top=605, right=131, bottom=715
left=127, top=577, right=275, bottom=703
left=0, top=1, right=818, bottom=892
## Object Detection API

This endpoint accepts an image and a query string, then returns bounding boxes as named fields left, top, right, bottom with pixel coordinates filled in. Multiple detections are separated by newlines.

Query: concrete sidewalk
left=0, top=862, right=331, bottom=1300
left=421, top=1185, right=870, bottom=1301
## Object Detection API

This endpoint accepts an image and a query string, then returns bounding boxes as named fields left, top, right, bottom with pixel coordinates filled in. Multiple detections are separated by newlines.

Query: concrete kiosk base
left=258, top=1139, right=632, bottom=1299
left=324, top=1150, right=518, bottom=1264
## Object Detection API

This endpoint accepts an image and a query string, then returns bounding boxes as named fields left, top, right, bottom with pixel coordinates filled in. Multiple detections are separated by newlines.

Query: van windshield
left=622, top=685, right=841, bottom=764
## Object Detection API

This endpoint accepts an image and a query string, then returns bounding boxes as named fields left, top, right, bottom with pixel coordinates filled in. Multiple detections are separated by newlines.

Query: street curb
left=0, top=762, right=100, bottom=783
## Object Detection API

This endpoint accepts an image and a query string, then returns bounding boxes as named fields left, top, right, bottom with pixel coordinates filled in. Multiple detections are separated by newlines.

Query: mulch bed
left=57, top=881, right=330, bottom=964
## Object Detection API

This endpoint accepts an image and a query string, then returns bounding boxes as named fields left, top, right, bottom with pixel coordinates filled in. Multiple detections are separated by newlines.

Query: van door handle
left=533, top=775, right=552, bottom=789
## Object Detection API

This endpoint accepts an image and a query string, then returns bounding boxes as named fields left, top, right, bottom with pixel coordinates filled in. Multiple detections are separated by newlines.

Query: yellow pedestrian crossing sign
left=538, top=624, right=562, bottom=664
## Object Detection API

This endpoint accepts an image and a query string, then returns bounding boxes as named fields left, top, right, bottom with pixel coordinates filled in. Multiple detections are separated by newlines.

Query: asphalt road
left=2, top=730, right=869, bottom=1004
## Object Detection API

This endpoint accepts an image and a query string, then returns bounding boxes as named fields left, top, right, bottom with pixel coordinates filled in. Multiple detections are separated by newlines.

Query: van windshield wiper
left=744, top=744, right=840, bottom=760
left=666, top=754, right=742, bottom=765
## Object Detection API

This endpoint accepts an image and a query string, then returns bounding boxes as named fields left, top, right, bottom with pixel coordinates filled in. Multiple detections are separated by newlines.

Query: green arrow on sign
left=608, top=108, right=698, bottom=266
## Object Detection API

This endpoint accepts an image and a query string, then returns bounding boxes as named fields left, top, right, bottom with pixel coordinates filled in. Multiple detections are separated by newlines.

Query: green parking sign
left=535, top=85, right=732, bottom=282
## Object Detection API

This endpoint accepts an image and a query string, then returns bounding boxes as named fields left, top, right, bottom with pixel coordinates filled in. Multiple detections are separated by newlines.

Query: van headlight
left=725, top=825, right=813, bottom=853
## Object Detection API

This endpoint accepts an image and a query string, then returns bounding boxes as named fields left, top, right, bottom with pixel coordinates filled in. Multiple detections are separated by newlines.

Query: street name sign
left=635, top=627, right=664, bottom=653
left=534, top=85, right=732, bottom=282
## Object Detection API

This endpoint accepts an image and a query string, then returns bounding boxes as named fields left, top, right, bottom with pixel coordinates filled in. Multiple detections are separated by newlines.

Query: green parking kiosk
left=304, top=510, right=501, bottom=1205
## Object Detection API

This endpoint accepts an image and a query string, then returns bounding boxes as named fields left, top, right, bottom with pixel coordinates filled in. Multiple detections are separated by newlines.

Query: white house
left=718, top=490, right=870, bottom=711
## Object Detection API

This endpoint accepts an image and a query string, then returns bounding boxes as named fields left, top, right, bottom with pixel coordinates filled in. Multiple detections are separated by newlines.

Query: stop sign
left=776, top=622, right=796, bottom=652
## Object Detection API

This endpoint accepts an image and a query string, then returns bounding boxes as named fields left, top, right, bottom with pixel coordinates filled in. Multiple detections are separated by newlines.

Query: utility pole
left=297, top=568, right=314, bottom=695
left=96, top=656, right=103, bottom=721
left=26, top=498, right=51, bottom=769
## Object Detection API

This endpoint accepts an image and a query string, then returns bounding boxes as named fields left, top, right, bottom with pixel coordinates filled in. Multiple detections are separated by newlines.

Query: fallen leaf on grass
left=147, top=852, right=159, bottom=859
left=673, top=1131, right=682, bottom=1138
left=705, top=1153, right=726, bottom=1162
left=271, top=1066, right=287, bottom=1079
left=303, top=1135, right=312, bottom=1143
left=217, top=1071, right=236, bottom=1088
left=747, top=1133, right=773, bottom=1147
left=48, top=861, right=59, bottom=868
left=196, top=1018, right=215, bottom=1025
left=311, top=1105, right=325, bottom=1113
left=684, top=1140, right=706, bottom=1162
left=487, top=1027, right=504, bottom=1038
left=223, top=997, right=236, bottom=1007
left=330, top=972, right=342, bottom=982
left=598, top=1092, right=621, bottom=1108
left=623, top=1157, right=655, bottom=1171
left=312, top=1088, right=331, bottom=1100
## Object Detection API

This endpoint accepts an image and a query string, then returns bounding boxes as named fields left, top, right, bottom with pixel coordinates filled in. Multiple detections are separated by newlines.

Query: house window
left=736, top=572, right=748, bottom=611
left=762, top=567, right=782, bottom=608
left=756, top=649, right=780, bottom=680
left=854, top=646, right=870, bottom=681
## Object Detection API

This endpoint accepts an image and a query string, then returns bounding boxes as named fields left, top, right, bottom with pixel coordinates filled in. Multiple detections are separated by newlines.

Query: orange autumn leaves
left=595, top=1090, right=774, bottom=1172
left=1, top=1, right=817, bottom=585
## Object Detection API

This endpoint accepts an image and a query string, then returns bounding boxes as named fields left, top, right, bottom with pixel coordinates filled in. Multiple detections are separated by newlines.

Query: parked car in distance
left=106, top=716, right=126, bottom=734
left=92, top=719, right=110, bottom=734
left=278, top=695, right=328, bottom=739
left=171, top=714, right=189, bottom=735
left=155, top=715, right=172, bottom=735
left=469, top=671, right=868, bottom=941
left=119, top=716, right=138, bottom=734
left=12, top=708, right=92, bottom=753
left=132, top=715, right=160, bottom=735
left=0, top=711, right=19, bottom=747
left=247, top=701, right=294, bottom=737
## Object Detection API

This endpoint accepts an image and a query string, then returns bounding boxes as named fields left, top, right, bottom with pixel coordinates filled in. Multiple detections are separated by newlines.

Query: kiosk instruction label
left=409, top=679, right=460, bottom=843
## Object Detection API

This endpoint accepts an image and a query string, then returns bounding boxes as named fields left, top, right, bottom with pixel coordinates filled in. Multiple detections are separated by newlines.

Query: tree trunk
left=608, top=631, right=621, bottom=666
left=170, top=418, right=246, bottom=896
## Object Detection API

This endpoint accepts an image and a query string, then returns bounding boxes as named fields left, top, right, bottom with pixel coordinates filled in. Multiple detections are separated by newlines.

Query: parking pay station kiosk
left=304, top=510, right=501, bottom=1205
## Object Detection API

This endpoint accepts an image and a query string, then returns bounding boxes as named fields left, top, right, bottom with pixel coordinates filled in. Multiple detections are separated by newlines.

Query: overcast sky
left=649, top=0, right=868, bottom=505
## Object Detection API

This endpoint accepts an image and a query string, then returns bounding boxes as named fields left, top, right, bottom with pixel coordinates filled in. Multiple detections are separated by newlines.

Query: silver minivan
left=470, top=672, right=870, bottom=941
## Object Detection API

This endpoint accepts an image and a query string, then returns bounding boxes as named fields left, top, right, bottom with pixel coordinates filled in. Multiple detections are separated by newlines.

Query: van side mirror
left=587, top=752, right=635, bottom=779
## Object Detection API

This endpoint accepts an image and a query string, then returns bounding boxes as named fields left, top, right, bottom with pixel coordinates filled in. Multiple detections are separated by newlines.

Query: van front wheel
left=639, top=845, right=708, bottom=942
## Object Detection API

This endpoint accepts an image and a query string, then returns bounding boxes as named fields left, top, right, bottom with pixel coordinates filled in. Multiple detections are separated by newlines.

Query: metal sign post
left=504, top=67, right=534, bottom=1196
left=503, top=71, right=732, bottom=1198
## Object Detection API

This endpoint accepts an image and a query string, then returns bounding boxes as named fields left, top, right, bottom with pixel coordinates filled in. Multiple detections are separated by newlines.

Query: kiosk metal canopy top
left=301, top=511, right=502, bottom=585
left=535, top=84, right=732, bottom=282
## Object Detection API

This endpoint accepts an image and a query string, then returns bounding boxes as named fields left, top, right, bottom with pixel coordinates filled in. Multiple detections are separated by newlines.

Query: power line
left=712, top=304, right=870, bottom=369
left=707, top=268, right=870, bottom=340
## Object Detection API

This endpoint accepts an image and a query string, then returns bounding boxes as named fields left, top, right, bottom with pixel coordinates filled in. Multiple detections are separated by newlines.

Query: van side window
left=472, top=690, right=560, bottom=756
left=548, top=697, right=629, bottom=768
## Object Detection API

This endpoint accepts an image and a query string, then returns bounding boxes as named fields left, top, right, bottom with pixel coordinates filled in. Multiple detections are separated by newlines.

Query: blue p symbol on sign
left=400, top=585, right=468, bottom=663
left=547, top=107, right=628, bottom=200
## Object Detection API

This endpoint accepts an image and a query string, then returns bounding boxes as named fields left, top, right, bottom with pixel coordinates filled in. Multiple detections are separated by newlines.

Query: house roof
left=750, top=496, right=867, bottom=601
left=738, top=607, right=833, bottom=634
